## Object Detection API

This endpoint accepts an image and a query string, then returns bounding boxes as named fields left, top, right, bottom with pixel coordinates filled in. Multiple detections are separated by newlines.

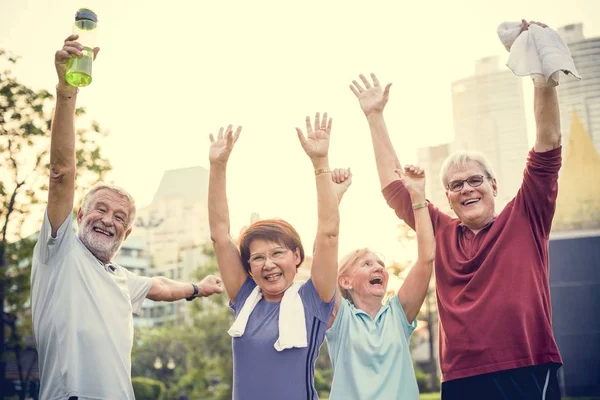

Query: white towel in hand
left=497, top=21, right=581, bottom=87
left=227, top=280, right=307, bottom=352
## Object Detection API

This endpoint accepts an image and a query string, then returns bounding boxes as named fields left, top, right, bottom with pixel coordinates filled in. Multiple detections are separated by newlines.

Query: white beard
left=78, top=223, right=122, bottom=262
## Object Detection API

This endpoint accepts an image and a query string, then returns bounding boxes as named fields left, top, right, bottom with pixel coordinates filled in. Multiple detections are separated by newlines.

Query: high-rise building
left=417, top=143, right=453, bottom=215
left=556, top=23, right=600, bottom=155
left=450, top=56, right=529, bottom=210
left=122, top=166, right=212, bottom=327
left=135, top=166, right=210, bottom=267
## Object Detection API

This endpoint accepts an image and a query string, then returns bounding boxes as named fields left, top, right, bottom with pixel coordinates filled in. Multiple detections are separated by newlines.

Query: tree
left=132, top=377, right=166, bottom=400
left=132, top=245, right=235, bottom=400
left=0, top=48, right=111, bottom=397
left=395, top=219, right=439, bottom=392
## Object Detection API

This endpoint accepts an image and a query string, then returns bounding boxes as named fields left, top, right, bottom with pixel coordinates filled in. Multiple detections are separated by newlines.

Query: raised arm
left=48, top=35, right=99, bottom=236
left=517, top=20, right=561, bottom=153
left=396, top=165, right=435, bottom=323
left=208, top=125, right=247, bottom=301
left=350, top=73, right=400, bottom=190
left=147, top=274, right=223, bottom=302
left=327, top=168, right=352, bottom=328
left=296, top=113, right=339, bottom=302
left=533, top=87, right=561, bottom=152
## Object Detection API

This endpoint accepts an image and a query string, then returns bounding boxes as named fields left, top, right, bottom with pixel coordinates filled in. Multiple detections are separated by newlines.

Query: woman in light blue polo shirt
left=326, top=164, right=435, bottom=400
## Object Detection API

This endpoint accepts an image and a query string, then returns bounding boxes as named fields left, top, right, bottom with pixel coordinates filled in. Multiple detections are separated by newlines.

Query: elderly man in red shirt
left=349, top=22, right=563, bottom=400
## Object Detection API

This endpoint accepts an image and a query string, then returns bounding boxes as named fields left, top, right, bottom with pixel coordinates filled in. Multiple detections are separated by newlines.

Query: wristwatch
left=186, top=283, right=199, bottom=301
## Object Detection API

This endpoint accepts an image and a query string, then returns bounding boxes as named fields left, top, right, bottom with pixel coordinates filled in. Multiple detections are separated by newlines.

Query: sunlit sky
left=2, top=0, right=599, bottom=264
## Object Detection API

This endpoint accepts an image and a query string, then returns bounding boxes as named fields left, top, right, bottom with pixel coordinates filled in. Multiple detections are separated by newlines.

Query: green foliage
left=132, top=245, right=235, bottom=400
left=414, top=363, right=433, bottom=393
left=132, top=377, right=166, bottom=400
left=419, top=393, right=441, bottom=400
left=314, top=341, right=332, bottom=395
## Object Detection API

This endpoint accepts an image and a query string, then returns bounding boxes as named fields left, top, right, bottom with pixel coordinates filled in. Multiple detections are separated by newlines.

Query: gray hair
left=81, top=183, right=137, bottom=228
left=440, top=150, right=496, bottom=189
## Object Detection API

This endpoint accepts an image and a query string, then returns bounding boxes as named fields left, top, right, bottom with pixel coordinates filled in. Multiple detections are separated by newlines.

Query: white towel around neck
left=497, top=21, right=581, bottom=87
left=228, top=280, right=307, bottom=352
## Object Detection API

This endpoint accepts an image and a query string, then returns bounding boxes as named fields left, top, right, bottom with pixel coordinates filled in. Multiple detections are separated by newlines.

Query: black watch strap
left=186, top=283, right=199, bottom=301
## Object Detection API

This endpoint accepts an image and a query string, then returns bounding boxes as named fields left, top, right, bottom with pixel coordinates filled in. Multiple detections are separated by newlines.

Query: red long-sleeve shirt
left=383, top=147, right=563, bottom=381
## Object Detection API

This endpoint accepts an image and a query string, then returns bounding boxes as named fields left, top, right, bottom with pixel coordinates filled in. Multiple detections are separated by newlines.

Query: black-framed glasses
left=248, top=247, right=289, bottom=268
left=446, top=175, right=488, bottom=192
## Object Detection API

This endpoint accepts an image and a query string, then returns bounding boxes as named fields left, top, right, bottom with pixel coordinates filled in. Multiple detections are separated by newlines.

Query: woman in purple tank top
left=206, top=114, right=344, bottom=400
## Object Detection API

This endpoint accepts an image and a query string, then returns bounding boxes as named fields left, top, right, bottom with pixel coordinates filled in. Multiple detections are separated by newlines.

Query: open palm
left=296, top=112, right=332, bottom=161
left=209, top=125, right=241, bottom=165
left=350, top=73, right=392, bottom=116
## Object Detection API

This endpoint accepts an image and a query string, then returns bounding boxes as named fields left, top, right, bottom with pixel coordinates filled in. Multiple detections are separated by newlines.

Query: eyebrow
left=95, top=201, right=128, bottom=216
left=361, top=259, right=385, bottom=267
left=249, top=247, right=286, bottom=256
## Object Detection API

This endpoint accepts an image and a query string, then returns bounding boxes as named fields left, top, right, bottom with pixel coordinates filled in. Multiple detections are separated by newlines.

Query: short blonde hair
left=338, top=248, right=373, bottom=303
left=81, top=183, right=137, bottom=227
left=440, top=150, right=496, bottom=189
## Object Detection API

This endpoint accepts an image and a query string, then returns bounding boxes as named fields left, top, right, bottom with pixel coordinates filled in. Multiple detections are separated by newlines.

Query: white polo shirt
left=31, top=211, right=152, bottom=400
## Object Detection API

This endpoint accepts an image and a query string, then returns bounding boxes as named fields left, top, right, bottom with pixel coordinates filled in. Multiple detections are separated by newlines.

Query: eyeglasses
left=446, top=175, right=488, bottom=192
left=248, top=247, right=289, bottom=268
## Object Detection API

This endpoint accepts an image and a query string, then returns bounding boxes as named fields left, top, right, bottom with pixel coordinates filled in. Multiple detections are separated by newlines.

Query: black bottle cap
left=75, top=8, right=98, bottom=23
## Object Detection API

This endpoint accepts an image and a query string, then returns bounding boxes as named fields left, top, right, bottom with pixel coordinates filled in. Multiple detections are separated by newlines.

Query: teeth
left=265, top=273, right=282, bottom=281
left=94, top=228, right=112, bottom=236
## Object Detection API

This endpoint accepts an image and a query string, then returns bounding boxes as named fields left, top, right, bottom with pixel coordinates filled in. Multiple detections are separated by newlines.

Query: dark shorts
left=441, top=363, right=562, bottom=400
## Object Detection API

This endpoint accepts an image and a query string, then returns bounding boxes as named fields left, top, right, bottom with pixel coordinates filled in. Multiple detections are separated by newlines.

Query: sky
left=2, top=0, right=600, bottom=264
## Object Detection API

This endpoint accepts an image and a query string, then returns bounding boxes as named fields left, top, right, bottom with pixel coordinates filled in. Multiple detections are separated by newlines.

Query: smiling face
left=339, top=251, right=389, bottom=302
left=445, top=160, right=497, bottom=231
left=77, top=188, right=133, bottom=263
left=247, top=239, right=301, bottom=302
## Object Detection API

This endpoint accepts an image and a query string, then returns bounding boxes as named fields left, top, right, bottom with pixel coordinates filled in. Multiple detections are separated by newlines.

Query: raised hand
left=296, top=112, right=332, bottom=163
left=395, top=164, right=426, bottom=202
left=209, top=125, right=242, bottom=166
left=55, top=34, right=99, bottom=90
left=332, top=168, right=352, bottom=203
left=349, top=73, right=392, bottom=116
left=198, top=275, right=224, bottom=297
left=520, top=19, right=548, bottom=32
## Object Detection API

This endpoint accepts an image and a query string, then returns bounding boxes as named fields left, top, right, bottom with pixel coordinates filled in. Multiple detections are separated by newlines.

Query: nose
left=263, top=257, right=277, bottom=269
left=101, top=212, right=115, bottom=226
left=460, top=183, right=475, bottom=195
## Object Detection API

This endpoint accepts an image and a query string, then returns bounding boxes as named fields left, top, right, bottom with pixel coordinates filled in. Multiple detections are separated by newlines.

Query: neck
left=352, top=294, right=383, bottom=318
left=262, top=292, right=284, bottom=302
left=463, top=214, right=495, bottom=233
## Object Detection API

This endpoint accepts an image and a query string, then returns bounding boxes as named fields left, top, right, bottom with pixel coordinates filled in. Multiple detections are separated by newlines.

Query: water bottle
left=65, top=8, right=98, bottom=87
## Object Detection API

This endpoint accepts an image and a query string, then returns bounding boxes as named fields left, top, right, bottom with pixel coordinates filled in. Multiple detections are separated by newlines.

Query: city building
left=450, top=56, right=529, bottom=210
left=134, top=166, right=210, bottom=268
left=556, top=23, right=600, bottom=155
left=417, top=143, right=453, bottom=215
left=117, top=166, right=213, bottom=327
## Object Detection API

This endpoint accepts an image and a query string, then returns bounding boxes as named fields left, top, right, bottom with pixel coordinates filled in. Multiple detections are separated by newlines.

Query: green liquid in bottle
left=65, top=47, right=93, bottom=87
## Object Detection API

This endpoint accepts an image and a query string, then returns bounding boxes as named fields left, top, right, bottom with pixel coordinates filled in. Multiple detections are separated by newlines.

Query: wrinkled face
left=446, top=161, right=497, bottom=230
left=248, top=239, right=300, bottom=301
left=340, top=252, right=389, bottom=300
left=77, top=189, right=132, bottom=263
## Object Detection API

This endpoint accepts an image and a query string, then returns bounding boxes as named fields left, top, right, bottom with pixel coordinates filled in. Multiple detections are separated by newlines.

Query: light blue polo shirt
left=325, top=295, right=419, bottom=400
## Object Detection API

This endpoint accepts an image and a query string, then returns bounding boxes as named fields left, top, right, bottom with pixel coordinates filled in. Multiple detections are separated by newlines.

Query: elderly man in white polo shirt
left=30, top=36, right=223, bottom=400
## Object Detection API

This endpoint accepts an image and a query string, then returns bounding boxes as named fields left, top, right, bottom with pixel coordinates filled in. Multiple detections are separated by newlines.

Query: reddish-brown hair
left=238, top=219, right=305, bottom=273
